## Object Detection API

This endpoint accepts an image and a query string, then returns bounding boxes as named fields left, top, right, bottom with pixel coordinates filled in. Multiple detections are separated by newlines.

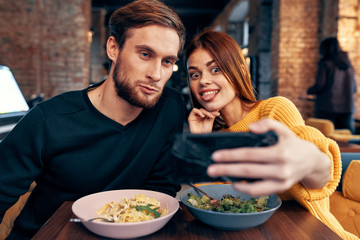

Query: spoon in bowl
left=189, top=183, right=220, bottom=206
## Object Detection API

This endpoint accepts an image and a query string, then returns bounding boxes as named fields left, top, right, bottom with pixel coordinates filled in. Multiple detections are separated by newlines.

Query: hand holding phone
left=170, top=131, right=278, bottom=184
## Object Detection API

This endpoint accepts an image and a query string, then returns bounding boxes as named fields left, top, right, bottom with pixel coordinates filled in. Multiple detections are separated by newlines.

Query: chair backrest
left=338, top=152, right=360, bottom=191
left=305, top=118, right=335, bottom=137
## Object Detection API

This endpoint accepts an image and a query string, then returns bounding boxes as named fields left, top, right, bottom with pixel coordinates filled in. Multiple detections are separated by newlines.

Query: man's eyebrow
left=136, top=45, right=155, bottom=54
left=167, top=55, right=179, bottom=62
left=135, top=45, right=179, bottom=62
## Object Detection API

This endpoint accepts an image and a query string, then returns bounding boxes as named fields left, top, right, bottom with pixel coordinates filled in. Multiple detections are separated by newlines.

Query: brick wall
left=1, top=0, right=359, bottom=118
left=337, top=0, right=360, bottom=119
left=0, top=0, right=91, bottom=101
left=321, top=0, right=339, bottom=37
left=271, top=0, right=360, bottom=120
left=245, top=0, right=360, bottom=120
left=273, top=0, right=322, bottom=119
left=90, top=8, right=107, bottom=84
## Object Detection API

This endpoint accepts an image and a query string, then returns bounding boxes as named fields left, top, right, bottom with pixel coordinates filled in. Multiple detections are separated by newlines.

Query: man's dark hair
left=109, top=0, right=186, bottom=54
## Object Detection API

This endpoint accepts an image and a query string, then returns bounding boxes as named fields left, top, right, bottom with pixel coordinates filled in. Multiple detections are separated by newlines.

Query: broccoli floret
left=187, top=198, right=199, bottom=207
left=220, top=198, right=235, bottom=210
left=257, top=196, right=269, bottom=208
left=215, top=205, right=224, bottom=212
left=201, top=195, right=210, bottom=204
left=187, top=193, right=201, bottom=207
left=241, top=200, right=257, bottom=213
left=187, top=193, right=201, bottom=201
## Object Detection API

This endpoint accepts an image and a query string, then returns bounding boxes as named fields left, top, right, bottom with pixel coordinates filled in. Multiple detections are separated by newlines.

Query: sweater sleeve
left=229, top=97, right=353, bottom=239
left=0, top=106, right=45, bottom=222
left=261, top=97, right=341, bottom=201
left=289, top=126, right=341, bottom=201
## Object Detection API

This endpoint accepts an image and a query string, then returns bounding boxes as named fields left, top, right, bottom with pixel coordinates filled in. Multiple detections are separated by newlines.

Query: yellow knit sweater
left=225, top=96, right=358, bottom=240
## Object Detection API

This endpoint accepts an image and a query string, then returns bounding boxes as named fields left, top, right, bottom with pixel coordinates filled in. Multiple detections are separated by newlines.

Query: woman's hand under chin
left=188, top=108, right=220, bottom=133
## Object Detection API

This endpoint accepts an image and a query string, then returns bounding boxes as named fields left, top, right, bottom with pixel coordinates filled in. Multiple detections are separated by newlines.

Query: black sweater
left=0, top=83, right=184, bottom=239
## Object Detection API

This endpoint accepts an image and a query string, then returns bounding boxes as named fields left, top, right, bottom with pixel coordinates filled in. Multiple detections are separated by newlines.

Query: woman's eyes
left=211, top=67, right=220, bottom=74
left=189, top=67, right=220, bottom=80
left=189, top=72, right=200, bottom=80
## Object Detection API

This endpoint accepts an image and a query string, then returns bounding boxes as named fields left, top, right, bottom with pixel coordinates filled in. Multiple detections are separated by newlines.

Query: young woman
left=184, top=30, right=356, bottom=240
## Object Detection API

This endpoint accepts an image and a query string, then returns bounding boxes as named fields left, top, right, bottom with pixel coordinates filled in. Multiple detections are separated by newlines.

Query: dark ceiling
left=92, top=0, right=231, bottom=39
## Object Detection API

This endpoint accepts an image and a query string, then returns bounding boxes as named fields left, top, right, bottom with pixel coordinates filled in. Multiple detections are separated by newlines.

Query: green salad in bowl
left=186, top=193, right=269, bottom=213
left=180, top=184, right=281, bottom=230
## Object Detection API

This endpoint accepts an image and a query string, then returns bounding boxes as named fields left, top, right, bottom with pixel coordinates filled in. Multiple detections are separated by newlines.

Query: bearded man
left=0, top=0, right=186, bottom=239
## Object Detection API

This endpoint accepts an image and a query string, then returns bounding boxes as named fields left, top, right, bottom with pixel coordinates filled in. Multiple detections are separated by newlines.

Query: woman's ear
left=106, top=36, right=119, bottom=62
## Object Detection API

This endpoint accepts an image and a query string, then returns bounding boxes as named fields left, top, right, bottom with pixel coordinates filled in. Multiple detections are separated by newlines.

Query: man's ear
left=106, top=36, right=119, bottom=62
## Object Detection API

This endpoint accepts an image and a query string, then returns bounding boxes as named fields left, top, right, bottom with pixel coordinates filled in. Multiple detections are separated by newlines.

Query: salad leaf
left=132, top=204, right=161, bottom=218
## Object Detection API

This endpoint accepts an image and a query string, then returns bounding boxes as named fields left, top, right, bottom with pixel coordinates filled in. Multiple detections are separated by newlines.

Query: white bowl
left=72, top=189, right=179, bottom=239
left=180, top=184, right=281, bottom=230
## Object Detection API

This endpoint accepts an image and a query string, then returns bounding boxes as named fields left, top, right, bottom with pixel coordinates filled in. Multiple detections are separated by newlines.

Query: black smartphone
left=170, top=131, right=278, bottom=184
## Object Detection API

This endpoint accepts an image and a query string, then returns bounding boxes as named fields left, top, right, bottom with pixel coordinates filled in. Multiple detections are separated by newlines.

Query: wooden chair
left=330, top=153, right=360, bottom=237
left=305, top=118, right=360, bottom=142
left=0, top=182, right=36, bottom=240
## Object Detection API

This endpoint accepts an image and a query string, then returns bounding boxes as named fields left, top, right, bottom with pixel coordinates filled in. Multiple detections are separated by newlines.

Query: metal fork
left=69, top=217, right=115, bottom=223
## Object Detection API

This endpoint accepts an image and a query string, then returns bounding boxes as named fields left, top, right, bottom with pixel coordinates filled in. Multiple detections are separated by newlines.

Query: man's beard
left=113, top=61, right=162, bottom=109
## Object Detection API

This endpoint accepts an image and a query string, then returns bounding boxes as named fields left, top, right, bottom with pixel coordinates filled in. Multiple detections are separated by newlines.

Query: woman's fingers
left=249, top=118, right=294, bottom=140
left=207, top=118, right=316, bottom=194
left=207, top=162, right=291, bottom=181
left=189, top=108, right=219, bottom=119
left=212, top=118, right=297, bottom=163
left=232, top=179, right=292, bottom=196
left=198, top=108, right=219, bottom=119
left=189, top=108, right=205, bottom=118
left=188, top=108, right=219, bottom=133
left=212, top=145, right=281, bottom=163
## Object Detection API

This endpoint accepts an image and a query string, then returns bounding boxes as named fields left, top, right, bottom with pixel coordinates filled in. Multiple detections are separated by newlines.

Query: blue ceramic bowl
left=180, top=184, right=282, bottom=230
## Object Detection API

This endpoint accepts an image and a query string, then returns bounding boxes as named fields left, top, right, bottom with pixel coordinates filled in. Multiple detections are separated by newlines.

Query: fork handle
left=189, top=183, right=213, bottom=199
left=69, top=218, right=82, bottom=222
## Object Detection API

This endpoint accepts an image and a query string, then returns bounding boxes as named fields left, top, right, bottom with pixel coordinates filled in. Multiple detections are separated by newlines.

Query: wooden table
left=33, top=201, right=341, bottom=240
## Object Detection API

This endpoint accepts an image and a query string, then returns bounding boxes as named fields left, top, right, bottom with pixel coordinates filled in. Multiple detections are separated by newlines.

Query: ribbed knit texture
left=226, top=96, right=358, bottom=240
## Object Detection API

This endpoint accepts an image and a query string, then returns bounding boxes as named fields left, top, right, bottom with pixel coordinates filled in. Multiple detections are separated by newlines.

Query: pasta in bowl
left=96, top=193, right=168, bottom=223
left=72, top=190, right=179, bottom=239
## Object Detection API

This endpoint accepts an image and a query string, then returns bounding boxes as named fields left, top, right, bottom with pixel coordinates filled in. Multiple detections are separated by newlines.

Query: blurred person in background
left=307, top=37, right=357, bottom=133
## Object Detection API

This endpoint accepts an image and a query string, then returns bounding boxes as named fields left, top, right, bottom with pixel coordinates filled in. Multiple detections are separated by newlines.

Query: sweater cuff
left=290, top=137, right=341, bottom=201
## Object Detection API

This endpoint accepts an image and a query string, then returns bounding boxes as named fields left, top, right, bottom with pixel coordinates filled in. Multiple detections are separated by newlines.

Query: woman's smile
left=200, top=89, right=220, bottom=102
